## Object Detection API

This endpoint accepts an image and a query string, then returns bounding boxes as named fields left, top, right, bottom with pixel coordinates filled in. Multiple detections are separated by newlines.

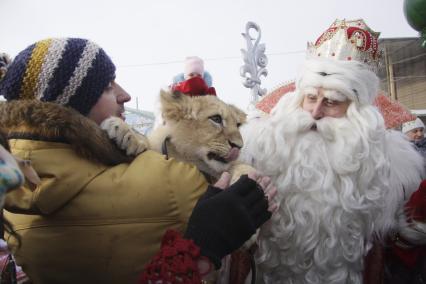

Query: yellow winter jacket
left=1, top=101, right=208, bottom=284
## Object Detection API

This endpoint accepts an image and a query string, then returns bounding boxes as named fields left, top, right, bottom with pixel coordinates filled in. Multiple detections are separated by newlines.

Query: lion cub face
left=154, top=90, right=246, bottom=178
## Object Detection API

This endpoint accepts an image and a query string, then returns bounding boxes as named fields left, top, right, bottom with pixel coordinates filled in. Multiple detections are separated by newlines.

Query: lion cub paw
left=229, top=163, right=256, bottom=184
left=100, top=117, right=150, bottom=156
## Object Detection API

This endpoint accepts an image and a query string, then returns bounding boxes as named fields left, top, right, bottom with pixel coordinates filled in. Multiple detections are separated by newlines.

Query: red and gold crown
left=307, top=19, right=381, bottom=71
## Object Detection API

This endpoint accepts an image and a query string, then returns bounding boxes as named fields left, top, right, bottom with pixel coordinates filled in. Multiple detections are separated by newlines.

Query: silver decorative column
left=240, top=21, right=268, bottom=110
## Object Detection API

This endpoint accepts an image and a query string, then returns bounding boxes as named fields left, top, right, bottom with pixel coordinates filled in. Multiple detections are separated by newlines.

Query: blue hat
left=0, top=38, right=116, bottom=115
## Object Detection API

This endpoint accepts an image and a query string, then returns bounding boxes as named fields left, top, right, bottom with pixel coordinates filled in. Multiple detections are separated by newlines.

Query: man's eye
left=209, top=115, right=223, bottom=124
left=306, top=95, right=317, bottom=101
left=325, top=100, right=337, bottom=106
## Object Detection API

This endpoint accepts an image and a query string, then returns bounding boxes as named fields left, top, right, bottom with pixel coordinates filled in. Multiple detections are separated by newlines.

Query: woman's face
left=406, top=127, right=425, bottom=142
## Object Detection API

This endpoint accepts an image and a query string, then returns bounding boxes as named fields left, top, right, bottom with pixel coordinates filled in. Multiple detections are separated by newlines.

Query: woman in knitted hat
left=0, top=38, right=272, bottom=284
left=403, top=117, right=426, bottom=142
left=402, top=117, right=426, bottom=161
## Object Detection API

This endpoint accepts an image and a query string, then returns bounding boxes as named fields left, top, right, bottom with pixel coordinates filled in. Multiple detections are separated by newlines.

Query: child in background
left=172, top=56, right=216, bottom=96
left=173, top=56, right=213, bottom=87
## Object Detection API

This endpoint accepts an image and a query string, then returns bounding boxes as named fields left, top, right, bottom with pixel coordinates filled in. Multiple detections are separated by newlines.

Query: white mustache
left=274, top=107, right=348, bottom=143
left=298, top=114, right=345, bottom=142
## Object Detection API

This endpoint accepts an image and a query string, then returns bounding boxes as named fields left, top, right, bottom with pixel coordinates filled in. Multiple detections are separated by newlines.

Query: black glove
left=184, top=175, right=272, bottom=268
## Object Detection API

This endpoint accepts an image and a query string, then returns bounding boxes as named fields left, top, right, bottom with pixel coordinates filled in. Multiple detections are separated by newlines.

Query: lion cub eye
left=209, top=115, right=223, bottom=125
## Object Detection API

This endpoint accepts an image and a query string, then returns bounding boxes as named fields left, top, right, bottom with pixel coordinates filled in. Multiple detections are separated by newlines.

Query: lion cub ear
left=159, top=89, right=192, bottom=122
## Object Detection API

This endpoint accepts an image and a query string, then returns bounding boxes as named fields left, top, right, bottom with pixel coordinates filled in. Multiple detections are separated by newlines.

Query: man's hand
left=184, top=172, right=275, bottom=268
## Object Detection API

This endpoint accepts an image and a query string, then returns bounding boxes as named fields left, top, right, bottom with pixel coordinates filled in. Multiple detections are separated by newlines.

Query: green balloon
left=404, top=0, right=426, bottom=31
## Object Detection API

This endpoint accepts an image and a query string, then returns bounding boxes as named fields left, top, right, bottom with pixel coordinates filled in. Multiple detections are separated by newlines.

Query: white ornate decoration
left=240, top=21, right=268, bottom=109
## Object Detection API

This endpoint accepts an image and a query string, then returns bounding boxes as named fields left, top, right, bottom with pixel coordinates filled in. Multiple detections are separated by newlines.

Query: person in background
left=152, top=56, right=216, bottom=128
left=403, top=117, right=425, bottom=142
left=173, top=56, right=213, bottom=87
left=0, top=38, right=272, bottom=284
left=402, top=117, right=426, bottom=160
left=0, top=129, right=38, bottom=284
left=171, top=56, right=216, bottom=97
left=0, top=53, right=11, bottom=81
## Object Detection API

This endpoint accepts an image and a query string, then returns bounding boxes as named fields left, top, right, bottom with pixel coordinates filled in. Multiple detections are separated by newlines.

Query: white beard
left=239, top=92, right=422, bottom=284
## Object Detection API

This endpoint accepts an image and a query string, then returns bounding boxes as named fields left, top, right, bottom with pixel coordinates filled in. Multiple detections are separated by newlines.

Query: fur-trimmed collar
left=0, top=100, right=132, bottom=166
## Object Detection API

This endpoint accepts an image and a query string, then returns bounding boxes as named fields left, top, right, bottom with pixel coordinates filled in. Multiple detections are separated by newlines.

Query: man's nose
left=116, top=86, right=131, bottom=103
left=119, top=92, right=131, bottom=103
left=311, top=101, right=324, bottom=120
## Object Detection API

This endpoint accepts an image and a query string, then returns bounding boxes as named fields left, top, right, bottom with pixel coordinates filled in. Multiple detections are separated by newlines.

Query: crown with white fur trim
left=307, top=19, right=381, bottom=72
left=297, top=58, right=380, bottom=105
left=402, top=118, right=425, bottom=134
left=297, top=19, right=382, bottom=106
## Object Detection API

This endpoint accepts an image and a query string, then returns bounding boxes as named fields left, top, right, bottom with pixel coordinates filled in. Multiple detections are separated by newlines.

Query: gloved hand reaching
left=184, top=173, right=273, bottom=268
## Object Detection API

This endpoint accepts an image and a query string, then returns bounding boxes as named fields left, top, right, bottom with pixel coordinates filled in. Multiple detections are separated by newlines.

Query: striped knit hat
left=0, top=38, right=116, bottom=115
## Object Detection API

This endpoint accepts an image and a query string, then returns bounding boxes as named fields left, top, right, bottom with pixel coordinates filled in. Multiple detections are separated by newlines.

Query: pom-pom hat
left=0, top=38, right=116, bottom=115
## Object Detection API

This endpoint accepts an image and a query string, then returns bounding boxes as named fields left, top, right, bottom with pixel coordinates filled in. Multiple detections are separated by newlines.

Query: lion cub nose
left=229, top=141, right=242, bottom=149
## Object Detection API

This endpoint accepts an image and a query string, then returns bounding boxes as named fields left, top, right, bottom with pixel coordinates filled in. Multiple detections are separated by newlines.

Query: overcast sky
left=0, top=0, right=418, bottom=113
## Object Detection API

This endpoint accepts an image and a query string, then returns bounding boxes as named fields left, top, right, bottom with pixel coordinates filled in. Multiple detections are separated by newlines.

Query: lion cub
left=102, top=89, right=261, bottom=277
left=101, top=89, right=253, bottom=181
